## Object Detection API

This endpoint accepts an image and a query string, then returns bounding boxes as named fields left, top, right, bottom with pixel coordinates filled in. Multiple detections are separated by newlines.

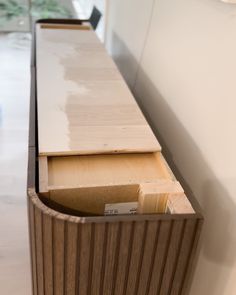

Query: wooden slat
left=136, top=221, right=160, bottom=295
left=34, top=208, right=44, bottom=295
left=138, top=181, right=184, bottom=214
left=125, top=221, right=147, bottom=294
left=53, top=218, right=65, bottom=295
left=159, top=220, right=185, bottom=295
left=90, top=223, right=106, bottom=294
left=65, top=221, right=78, bottom=295
left=170, top=219, right=197, bottom=295
left=36, top=26, right=161, bottom=156
left=78, top=223, right=92, bottom=294
left=113, top=222, right=133, bottom=295
left=42, top=214, right=53, bottom=295
left=148, top=221, right=173, bottom=294
left=103, top=222, right=120, bottom=295
left=181, top=219, right=203, bottom=295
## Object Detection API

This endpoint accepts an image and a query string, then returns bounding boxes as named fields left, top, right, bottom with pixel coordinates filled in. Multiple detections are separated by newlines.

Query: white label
left=104, top=202, right=138, bottom=216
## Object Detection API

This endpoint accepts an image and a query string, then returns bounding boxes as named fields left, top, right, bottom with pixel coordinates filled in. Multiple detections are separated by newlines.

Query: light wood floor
left=0, top=33, right=31, bottom=294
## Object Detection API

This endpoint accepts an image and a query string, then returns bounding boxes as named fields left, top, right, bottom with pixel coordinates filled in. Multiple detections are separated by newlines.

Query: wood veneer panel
left=159, top=220, right=185, bottom=295
left=34, top=208, right=44, bottom=295
left=42, top=214, right=53, bottom=295
left=181, top=219, right=203, bottom=295
left=136, top=221, right=160, bottom=295
left=90, top=223, right=106, bottom=295
left=113, top=221, right=133, bottom=295
left=125, top=221, right=146, bottom=294
left=148, top=221, right=173, bottom=294
left=103, top=222, right=120, bottom=295
left=28, top=189, right=202, bottom=295
left=53, top=218, right=65, bottom=295
left=28, top=201, right=38, bottom=295
left=36, top=26, right=160, bottom=156
left=169, top=219, right=197, bottom=295
left=65, top=221, right=78, bottom=295
left=78, top=223, right=92, bottom=294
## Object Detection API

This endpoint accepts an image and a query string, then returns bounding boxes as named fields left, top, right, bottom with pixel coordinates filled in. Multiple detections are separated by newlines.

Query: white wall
left=106, top=0, right=236, bottom=294
left=105, top=0, right=155, bottom=88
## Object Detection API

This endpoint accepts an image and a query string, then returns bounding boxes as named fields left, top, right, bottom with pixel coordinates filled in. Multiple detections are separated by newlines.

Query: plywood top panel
left=36, top=25, right=161, bottom=156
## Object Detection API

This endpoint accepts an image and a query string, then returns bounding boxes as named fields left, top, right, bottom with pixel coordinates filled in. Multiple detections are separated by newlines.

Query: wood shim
left=138, top=181, right=184, bottom=214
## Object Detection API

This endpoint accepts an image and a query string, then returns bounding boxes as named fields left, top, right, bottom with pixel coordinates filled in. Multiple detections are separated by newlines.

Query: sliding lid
left=36, top=24, right=161, bottom=156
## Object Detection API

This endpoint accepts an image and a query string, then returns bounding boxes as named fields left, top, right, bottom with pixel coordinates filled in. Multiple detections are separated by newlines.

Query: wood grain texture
left=28, top=188, right=202, bottom=295
left=28, top=20, right=203, bottom=295
left=45, top=152, right=171, bottom=189
left=38, top=153, right=194, bottom=215
left=36, top=25, right=161, bottom=156
left=40, top=24, right=91, bottom=30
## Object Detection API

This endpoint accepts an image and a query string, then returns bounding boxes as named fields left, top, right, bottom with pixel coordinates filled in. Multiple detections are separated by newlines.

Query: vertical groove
left=111, top=222, right=122, bottom=295
left=122, top=221, right=135, bottom=295
left=134, top=221, right=148, bottom=294
left=33, top=205, right=39, bottom=295
left=156, top=221, right=174, bottom=294
left=99, top=222, right=109, bottom=295
left=87, top=223, right=95, bottom=295
left=178, top=220, right=199, bottom=295
left=145, top=221, right=161, bottom=295
left=75, top=224, right=81, bottom=295
left=52, top=217, right=55, bottom=295
left=167, top=220, right=187, bottom=295
left=41, top=211, right=45, bottom=295
left=63, top=221, right=68, bottom=295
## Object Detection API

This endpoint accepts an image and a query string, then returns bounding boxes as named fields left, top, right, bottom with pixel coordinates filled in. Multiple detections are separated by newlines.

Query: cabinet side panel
left=34, top=208, right=45, bottom=295
left=28, top=200, right=38, bottom=295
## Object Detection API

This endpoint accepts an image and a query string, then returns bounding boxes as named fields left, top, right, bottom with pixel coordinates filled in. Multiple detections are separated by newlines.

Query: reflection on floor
left=0, top=33, right=31, bottom=294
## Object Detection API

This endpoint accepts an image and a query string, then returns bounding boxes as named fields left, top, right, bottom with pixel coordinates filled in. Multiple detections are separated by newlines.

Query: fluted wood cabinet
left=27, top=20, right=203, bottom=295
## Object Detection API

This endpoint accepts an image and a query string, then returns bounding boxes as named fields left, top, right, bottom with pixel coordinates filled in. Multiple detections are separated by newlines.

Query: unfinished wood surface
left=38, top=152, right=194, bottom=215
left=40, top=24, right=91, bottom=30
left=28, top=21, right=203, bottom=295
left=45, top=185, right=139, bottom=216
left=38, top=156, right=48, bottom=193
left=28, top=186, right=202, bottom=295
left=167, top=193, right=195, bottom=214
left=138, top=181, right=184, bottom=214
left=36, top=25, right=161, bottom=156
left=45, top=152, right=171, bottom=189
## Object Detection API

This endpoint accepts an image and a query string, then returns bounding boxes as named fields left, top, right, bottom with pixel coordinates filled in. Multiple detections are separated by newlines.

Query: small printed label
left=104, top=202, right=138, bottom=216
